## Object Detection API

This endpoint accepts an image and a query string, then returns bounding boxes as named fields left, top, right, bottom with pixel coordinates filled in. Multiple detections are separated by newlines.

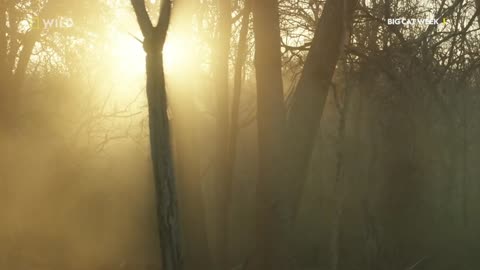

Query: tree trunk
left=169, top=1, right=213, bottom=269
left=250, top=1, right=357, bottom=268
left=222, top=3, right=251, bottom=265
left=213, top=0, right=232, bottom=269
left=0, top=5, right=10, bottom=127
left=173, top=105, right=211, bottom=270
left=251, top=0, right=289, bottom=268
left=330, top=58, right=353, bottom=270
left=0, top=6, right=7, bottom=81
left=475, top=0, right=480, bottom=24
left=285, top=0, right=356, bottom=217
left=226, top=0, right=251, bottom=215
left=131, top=1, right=182, bottom=269
left=0, top=1, right=55, bottom=130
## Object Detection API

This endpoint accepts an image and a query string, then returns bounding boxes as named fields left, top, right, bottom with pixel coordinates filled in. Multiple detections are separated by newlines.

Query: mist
left=2, top=0, right=480, bottom=270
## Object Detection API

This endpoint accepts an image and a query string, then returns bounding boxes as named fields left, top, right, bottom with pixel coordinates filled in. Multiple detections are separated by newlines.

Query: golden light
left=109, top=31, right=196, bottom=78
left=108, top=30, right=146, bottom=102
left=111, top=31, right=145, bottom=75
left=163, top=34, right=195, bottom=76
left=105, top=5, right=201, bottom=103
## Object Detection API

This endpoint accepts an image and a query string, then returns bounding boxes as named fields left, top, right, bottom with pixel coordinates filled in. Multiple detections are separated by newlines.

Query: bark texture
left=131, top=1, right=182, bottom=269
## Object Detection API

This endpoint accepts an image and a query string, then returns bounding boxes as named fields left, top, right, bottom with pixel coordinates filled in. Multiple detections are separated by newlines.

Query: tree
left=131, top=1, right=182, bottom=269
left=0, top=0, right=104, bottom=131
left=0, top=0, right=55, bottom=129
left=250, top=0, right=288, bottom=268
left=476, top=0, right=480, bottom=24
left=212, top=0, right=235, bottom=269
left=250, top=0, right=356, bottom=269
left=284, top=0, right=357, bottom=217
left=167, top=1, right=212, bottom=269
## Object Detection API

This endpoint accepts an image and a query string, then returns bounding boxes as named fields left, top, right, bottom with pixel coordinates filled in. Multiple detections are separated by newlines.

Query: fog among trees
left=2, top=0, right=480, bottom=269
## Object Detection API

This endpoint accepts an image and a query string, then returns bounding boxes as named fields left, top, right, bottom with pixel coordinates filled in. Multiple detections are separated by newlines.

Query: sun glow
left=106, top=5, right=201, bottom=104
left=110, top=30, right=195, bottom=79
left=106, top=30, right=145, bottom=104
left=163, top=34, right=195, bottom=75
left=111, top=31, right=146, bottom=75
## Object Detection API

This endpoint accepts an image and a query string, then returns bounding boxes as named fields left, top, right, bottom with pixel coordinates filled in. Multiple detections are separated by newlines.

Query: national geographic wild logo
left=30, top=16, right=74, bottom=30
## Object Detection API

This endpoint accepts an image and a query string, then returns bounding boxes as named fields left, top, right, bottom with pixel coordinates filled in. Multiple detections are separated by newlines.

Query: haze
left=1, top=0, right=480, bottom=270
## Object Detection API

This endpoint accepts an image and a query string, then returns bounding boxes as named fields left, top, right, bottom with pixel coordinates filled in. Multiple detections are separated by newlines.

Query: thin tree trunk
left=330, top=59, right=352, bottom=270
left=222, top=2, right=251, bottom=265
left=226, top=0, right=251, bottom=205
left=212, top=0, right=232, bottom=269
left=0, top=1, right=57, bottom=129
left=0, top=6, right=7, bottom=80
left=461, top=82, right=468, bottom=227
left=172, top=95, right=212, bottom=270
left=169, top=1, right=213, bottom=268
left=475, top=0, right=480, bottom=24
left=131, top=1, right=182, bottom=269
left=0, top=5, right=10, bottom=127
left=9, top=0, right=60, bottom=90
left=11, top=30, right=41, bottom=90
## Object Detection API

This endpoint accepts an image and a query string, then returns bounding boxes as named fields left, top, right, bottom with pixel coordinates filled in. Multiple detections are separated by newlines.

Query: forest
left=1, top=0, right=480, bottom=269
